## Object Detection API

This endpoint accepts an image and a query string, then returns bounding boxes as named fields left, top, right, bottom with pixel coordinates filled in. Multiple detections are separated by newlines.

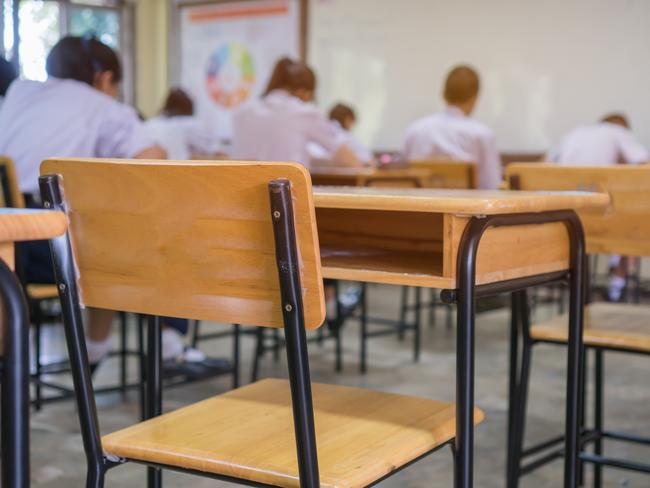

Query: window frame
left=1, top=0, right=135, bottom=103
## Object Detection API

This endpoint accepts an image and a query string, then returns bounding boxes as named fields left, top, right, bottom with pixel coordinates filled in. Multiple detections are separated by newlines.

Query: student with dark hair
left=143, top=88, right=221, bottom=159
left=0, top=57, right=17, bottom=105
left=0, top=37, right=216, bottom=373
left=546, top=112, right=648, bottom=166
left=231, top=58, right=362, bottom=167
left=403, top=64, right=501, bottom=189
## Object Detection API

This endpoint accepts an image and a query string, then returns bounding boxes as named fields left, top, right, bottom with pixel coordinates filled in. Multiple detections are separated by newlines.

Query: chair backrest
left=408, top=159, right=477, bottom=189
left=40, top=158, right=325, bottom=329
left=505, top=163, right=650, bottom=256
left=0, top=157, right=26, bottom=208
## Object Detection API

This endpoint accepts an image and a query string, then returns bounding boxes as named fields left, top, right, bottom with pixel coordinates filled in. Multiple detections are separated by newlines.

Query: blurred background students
left=546, top=113, right=649, bottom=166
left=0, top=57, right=17, bottom=108
left=231, top=58, right=363, bottom=168
left=547, top=113, right=649, bottom=302
left=0, top=36, right=213, bottom=373
left=403, top=65, right=502, bottom=189
left=143, top=87, right=221, bottom=160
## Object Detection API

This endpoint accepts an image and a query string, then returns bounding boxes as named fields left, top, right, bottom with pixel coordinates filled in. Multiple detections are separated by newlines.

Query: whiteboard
left=179, top=0, right=300, bottom=139
left=308, top=0, right=650, bottom=153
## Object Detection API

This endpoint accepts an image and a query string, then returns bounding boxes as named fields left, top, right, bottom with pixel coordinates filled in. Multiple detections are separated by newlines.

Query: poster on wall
left=179, top=0, right=301, bottom=142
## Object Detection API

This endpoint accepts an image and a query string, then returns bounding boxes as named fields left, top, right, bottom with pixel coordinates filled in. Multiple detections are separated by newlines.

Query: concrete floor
left=28, top=284, right=649, bottom=487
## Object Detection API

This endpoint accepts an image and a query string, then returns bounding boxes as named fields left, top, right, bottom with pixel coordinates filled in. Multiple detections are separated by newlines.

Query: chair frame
left=40, top=173, right=323, bottom=488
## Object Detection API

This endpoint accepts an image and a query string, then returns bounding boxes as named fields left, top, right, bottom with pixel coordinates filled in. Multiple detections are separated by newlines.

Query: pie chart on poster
left=205, top=42, right=255, bottom=108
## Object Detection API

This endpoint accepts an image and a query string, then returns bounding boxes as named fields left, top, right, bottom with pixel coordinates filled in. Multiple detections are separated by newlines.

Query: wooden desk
left=310, top=167, right=430, bottom=188
left=0, top=209, right=67, bottom=488
left=312, top=186, right=609, bottom=487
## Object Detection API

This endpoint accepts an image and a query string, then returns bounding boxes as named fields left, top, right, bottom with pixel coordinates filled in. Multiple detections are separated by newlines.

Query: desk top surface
left=313, top=187, right=611, bottom=215
left=0, top=209, right=67, bottom=243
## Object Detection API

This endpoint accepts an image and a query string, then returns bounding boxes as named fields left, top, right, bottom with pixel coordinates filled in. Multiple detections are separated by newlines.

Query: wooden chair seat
left=25, top=284, right=59, bottom=300
left=102, top=378, right=484, bottom=488
left=531, top=302, right=650, bottom=353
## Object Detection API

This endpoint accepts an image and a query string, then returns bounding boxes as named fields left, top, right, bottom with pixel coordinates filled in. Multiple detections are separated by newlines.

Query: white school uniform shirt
left=307, top=120, right=373, bottom=164
left=143, top=115, right=220, bottom=160
left=403, top=106, right=502, bottom=189
left=0, top=78, right=154, bottom=195
left=231, top=89, right=340, bottom=168
left=546, top=122, right=649, bottom=166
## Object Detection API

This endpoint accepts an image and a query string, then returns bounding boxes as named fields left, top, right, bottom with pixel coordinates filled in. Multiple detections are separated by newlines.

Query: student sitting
left=546, top=113, right=649, bottom=165
left=403, top=65, right=501, bottom=189
left=547, top=113, right=649, bottom=302
left=231, top=58, right=362, bottom=168
left=0, top=36, right=215, bottom=373
left=143, top=88, right=221, bottom=160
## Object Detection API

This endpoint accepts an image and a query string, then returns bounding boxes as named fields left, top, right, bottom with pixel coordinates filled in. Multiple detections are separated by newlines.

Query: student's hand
left=135, top=145, right=167, bottom=160
left=331, top=144, right=363, bottom=168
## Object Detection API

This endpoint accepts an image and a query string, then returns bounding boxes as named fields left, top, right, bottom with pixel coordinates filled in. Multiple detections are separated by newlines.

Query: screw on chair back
left=39, top=158, right=325, bottom=328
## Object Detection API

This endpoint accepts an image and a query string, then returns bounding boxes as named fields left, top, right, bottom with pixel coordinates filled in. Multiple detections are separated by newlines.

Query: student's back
left=547, top=117, right=649, bottom=166
left=0, top=78, right=150, bottom=194
left=403, top=65, right=501, bottom=189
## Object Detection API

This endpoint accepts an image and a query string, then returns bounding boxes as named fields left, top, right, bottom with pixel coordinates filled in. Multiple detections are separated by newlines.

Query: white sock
left=86, top=336, right=112, bottom=364
left=162, top=328, right=186, bottom=361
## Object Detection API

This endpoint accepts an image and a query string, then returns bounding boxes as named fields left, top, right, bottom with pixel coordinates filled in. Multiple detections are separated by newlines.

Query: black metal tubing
left=360, top=282, right=368, bottom=373
left=146, top=315, right=162, bottom=488
left=579, top=453, right=650, bottom=474
left=40, top=174, right=107, bottom=487
left=450, top=210, right=585, bottom=488
left=594, top=349, right=603, bottom=487
left=0, top=258, right=31, bottom=488
left=269, top=179, right=319, bottom=488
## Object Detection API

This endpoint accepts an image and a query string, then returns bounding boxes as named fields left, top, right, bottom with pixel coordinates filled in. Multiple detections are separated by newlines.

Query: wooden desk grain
left=313, top=187, right=609, bottom=288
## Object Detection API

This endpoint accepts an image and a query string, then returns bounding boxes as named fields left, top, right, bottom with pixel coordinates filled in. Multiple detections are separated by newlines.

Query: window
left=1, top=0, right=133, bottom=100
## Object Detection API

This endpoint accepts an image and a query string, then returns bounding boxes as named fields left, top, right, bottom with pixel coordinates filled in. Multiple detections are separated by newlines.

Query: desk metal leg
left=507, top=292, right=521, bottom=487
left=146, top=315, right=162, bottom=488
left=0, top=260, right=30, bottom=488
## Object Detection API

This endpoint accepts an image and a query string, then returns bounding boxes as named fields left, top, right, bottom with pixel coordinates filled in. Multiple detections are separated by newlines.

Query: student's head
left=329, top=103, right=356, bottom=131
left=443, top=65, right=480, bottom=115
left=162, top=88, right=194, bottom=117
left=46, top=36, right=122, bottom=98
left=263, top=57, right=296, bottom=96
left=0, top=57, right=17, bottom=97
left=600, top=113, right=629, bottom=129
left=289, top=62, right=316, bottom=102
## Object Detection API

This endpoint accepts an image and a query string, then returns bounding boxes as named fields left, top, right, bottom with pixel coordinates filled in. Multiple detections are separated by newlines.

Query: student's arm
left=134, top=145, right=167, bottom=159
left=302, top=109, right=363, bottom=167
left=97, top=102, right=167, bottom=159
left=617, top=130, right=650, bottom=165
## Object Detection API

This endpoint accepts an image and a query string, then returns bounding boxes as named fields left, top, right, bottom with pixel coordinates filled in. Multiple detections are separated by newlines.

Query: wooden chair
left=0, top=208, right=67, bottom=488
left=40, top=158, right=484, bottom=488
left=504, top=163, right=650, bottom=487
left=408, top=160, right=477, bottom=189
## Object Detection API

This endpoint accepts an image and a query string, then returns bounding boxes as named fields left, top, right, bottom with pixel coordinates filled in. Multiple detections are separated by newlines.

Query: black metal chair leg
left=232, top=324, right=240, bottom=388
left=398, top=286, right=408, bottom=340
left=593, top=349, right=604, bottom=488
left=579, top=346, right=588, bottom=487
left=413, top=286, right=421, bottom=363
left=146, top=315, right=162, bottom=488
left=251, top=327, right=264, bottom=383
left=137, top=314, right=146, bottom=421
left=119, top=312, right=127, bottom=398
left=0, top=260, right=31, bottom=488
left=86, top=466, right=105, bottom=488
left=34, top=319, right=42, bottom=411
left=360, top=282, right=368, bottom=374
left=190, top=319, right=200, bottom=348
left=506, top=292, right=521, bottom=488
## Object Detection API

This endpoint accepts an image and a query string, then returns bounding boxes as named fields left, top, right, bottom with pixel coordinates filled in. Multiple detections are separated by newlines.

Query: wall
left=308, top=0, right=650, bottom=152
left=134, top=0, right=170, bottom=117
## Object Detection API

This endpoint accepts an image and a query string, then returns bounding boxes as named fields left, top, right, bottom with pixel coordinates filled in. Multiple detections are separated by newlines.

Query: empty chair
left=39, top=158, right=483, bottom=487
